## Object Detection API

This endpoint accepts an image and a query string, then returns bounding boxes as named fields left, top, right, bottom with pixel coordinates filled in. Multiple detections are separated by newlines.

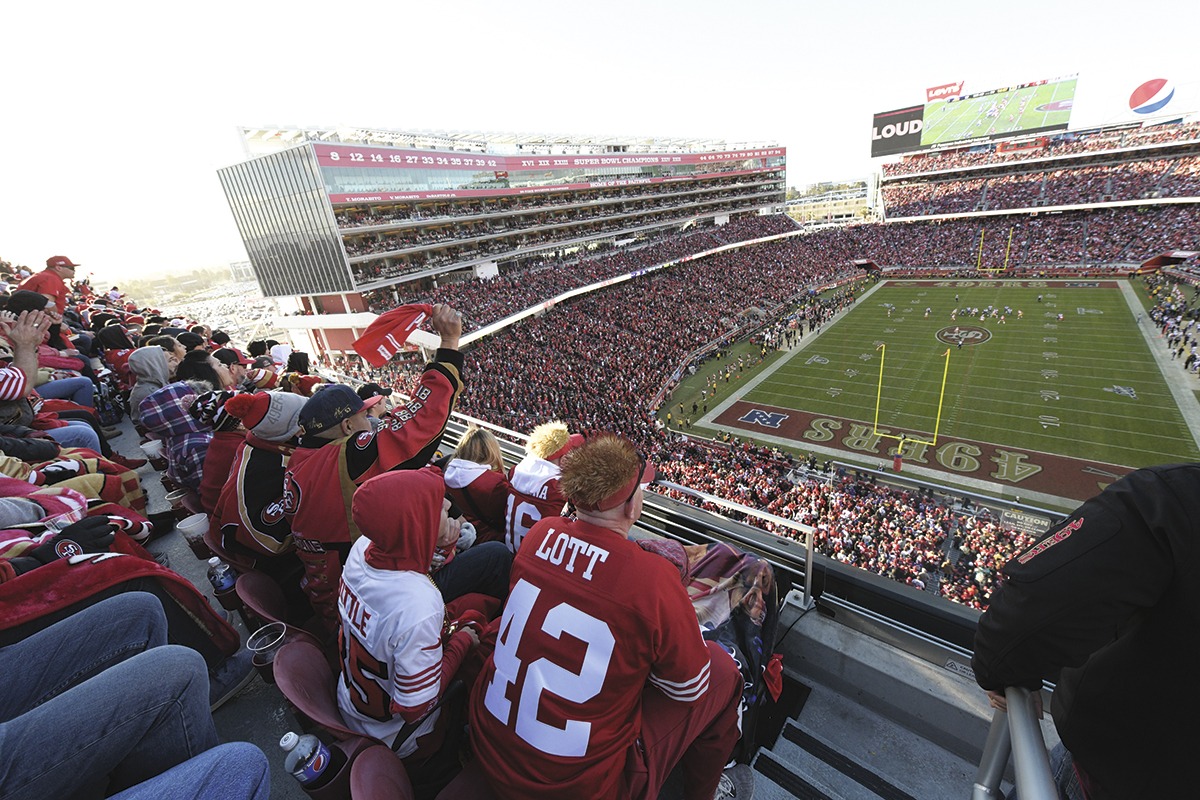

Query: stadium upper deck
left=218, top=126, right=785, bottom=300
left=881, top=120, right=1200, bottom=179
left=879, top=122, right=1200, bottom=222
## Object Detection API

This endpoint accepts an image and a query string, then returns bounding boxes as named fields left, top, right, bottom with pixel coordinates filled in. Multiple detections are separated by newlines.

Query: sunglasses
left=624, top=456, right=648, bottom=507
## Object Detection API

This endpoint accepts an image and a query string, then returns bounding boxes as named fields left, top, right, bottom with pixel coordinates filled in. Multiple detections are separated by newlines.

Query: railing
left=972, top=686, right=1056, bottom=800
left=654, top=478, right=817, bottom=610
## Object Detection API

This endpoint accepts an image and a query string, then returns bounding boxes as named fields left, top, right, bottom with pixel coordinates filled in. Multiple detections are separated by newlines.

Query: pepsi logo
left=1129, top=78, right=1175, bottom=115
left=936, top=326, right=992, bottom=346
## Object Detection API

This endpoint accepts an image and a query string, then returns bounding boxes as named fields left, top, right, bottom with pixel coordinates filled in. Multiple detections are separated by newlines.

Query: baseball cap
left=252, top=355, right=275, bottom=370
left=356, top=382, right=392, bottom=401
left=213, top=348, right=254, bottom=367
left=46, top=256, right=80, bottom=269
left=298, top=384, right=364, bottom=436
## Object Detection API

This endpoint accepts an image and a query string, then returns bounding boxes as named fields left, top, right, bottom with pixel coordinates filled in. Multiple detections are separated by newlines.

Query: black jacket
left=972, top=464, right=1200, bottom=800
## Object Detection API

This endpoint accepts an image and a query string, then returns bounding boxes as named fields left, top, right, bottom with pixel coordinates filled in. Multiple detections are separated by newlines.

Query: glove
left=455, top=521, right=477, bottom=552
left=10, top=516, right=117, bottom=575
left=106, top=514, right=153, bottom=544
left=29, top=460, right=83, bottom=485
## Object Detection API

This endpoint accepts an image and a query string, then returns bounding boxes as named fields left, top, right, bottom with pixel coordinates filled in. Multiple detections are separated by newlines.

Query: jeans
left=0, top=592, right=167, bottom=722
left=0, top=578, right=225, bottom=667
left=36, top=376, right=95, bottom=407
left=433, top=540, right=512, bottom=603
left=110, top=742, right=269, bottom=800
left=1048, top=742, right=1087, bottom=800
left=0, top=594, right=219, bottom=800
left=45, top=419, right=102, bottom=452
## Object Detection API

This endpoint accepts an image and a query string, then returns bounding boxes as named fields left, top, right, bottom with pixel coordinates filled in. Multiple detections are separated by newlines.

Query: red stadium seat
left=350, top=745, right=415, bottom=800
left=273, top=639, right=378, bottom=800
left=273, top=639, right=358, bottom=740
left=202, top=524, right=255, bottom=572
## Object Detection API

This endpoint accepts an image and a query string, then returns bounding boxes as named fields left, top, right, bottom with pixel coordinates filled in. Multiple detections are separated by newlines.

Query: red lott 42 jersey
left=469, top=516, right=712, bottom=800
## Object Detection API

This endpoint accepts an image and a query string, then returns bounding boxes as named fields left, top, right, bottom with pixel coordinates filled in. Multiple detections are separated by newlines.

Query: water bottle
left=280, top=731, right=342, bottom=788
left=206, top=557, right=236, bottom=593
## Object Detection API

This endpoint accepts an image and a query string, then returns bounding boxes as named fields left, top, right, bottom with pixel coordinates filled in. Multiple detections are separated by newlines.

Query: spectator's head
left=560, top=433, right=655, bottom=526
left=175, top=349, right=232, bottom=389
left=141, top=323, right=162, bottom=337
left=188, top=324, right=211, bottom=338
left=44, top=255, right=79, bottom=281
left=270, top=343, right=292, bottom=370
left=526, top=420, right=583, bottom=463
left=351, top=467, right=446, bottom=572
left=212, top=347, right=253, bottom=384
left=190, top=389, right=242, bottom=432
left=223, top=390, right=305, bottom=442
left=286, top=351, right=310, bottom=375
left=5, top=290, right=53, bottom=315
left=281, top=373, right=322, bottom=397
left=147, top=335, right=186, bottom=361
left=356, top=382, right=392, bottom=417
left=298, top=384, right=369, bottom=442
left=247, top=340, right=268, bottom=358
left=176, top=331, right=207, bottom=352
left=210, top=330, right=231, bottom=347
left=96, top=324, right=135, bottom=351
left=454, top=426, right=504, bottom=472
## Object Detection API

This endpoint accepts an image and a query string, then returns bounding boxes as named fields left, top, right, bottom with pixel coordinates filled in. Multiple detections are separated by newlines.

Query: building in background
left=786, top=180, right=874, bottom=226
left=218, top=126, right=785, bottom=358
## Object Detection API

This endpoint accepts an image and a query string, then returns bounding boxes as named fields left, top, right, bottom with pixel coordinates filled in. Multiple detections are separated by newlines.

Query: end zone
left=715, top=399, right=1132, bottom=502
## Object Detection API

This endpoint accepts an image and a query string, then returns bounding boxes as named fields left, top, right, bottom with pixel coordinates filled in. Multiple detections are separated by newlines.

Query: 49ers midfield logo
left=936, top=326, right=992, bottom=347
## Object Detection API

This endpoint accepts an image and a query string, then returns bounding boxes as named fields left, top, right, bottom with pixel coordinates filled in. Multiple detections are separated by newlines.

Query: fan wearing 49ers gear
left=336, top=468, right=481, bottom=757
left=282, top=304, right=467, bottom=641
left=469, top=434, right=745, bottom=800
left=503, top=420, right=582, bottom=553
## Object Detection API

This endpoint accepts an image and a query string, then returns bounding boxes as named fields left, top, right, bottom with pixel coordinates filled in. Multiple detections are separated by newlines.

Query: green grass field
left=921, top=78, right=1076, bottom=146
left=736, top=281, right=1199, bottom=469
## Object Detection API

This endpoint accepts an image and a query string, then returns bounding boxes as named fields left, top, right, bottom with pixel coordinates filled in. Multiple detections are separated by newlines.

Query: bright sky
left=2, top=0, right=1196, bottom=284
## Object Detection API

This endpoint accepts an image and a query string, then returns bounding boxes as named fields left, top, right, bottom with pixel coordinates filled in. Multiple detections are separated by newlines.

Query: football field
left=709, top=280, right=1200, bottom=503
left=921, top=78, right=1076, bottom=146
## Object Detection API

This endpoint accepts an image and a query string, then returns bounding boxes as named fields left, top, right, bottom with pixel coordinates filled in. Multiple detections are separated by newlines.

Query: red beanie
left=224, top=392, right=270, bottom=429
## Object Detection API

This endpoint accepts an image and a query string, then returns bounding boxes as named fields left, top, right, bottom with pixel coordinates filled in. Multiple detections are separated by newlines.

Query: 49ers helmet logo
left=936, top=326, right=992, bottom=347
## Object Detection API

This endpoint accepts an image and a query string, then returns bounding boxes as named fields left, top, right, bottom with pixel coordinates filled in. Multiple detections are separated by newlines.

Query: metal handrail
left=972, top=686, right=1056, bottom=800
left=654, top=479, right=817, bottom=609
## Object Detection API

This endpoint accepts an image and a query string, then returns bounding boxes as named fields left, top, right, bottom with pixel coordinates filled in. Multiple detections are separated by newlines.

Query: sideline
left=1118, top=281, right=1200, bottom=451
left=703, top=280, right=889, bottom=424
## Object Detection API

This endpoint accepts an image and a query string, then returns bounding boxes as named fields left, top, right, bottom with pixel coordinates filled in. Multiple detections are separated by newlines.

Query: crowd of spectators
left=334, top=173, right=782, bottom=229
left=347, top=190, right=787, bottom=285
left=1147, top=274, right=1200, bottom=377
left=330, top=228, right=1048, bottom=609
left=882, top=122, right=1200, bottom=178
left=360, top=214, right=800, bottom=327
left=884, top=157, right=1199, bottom=218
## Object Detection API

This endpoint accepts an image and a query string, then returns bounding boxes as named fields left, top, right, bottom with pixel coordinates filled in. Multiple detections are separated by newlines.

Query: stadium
left=6, top=60, right=1199, bottom=799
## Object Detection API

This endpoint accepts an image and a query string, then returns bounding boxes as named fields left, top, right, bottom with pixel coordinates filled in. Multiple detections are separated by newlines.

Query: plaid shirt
left=139, top=382, right=212, bottom=491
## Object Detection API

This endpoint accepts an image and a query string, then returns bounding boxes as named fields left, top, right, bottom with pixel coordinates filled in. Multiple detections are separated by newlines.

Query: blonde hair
left=526, top=420, right=571, bottom=460
left=559, top=434, right=640, bottom=510
left=454, top=426, right=504, bottom=472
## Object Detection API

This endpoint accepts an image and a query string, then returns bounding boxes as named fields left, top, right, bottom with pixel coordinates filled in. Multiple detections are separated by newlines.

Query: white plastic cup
left=248, top=622, right=287, bottom=665
left=139, top=440, right=164, bottom=458
left=164, top=489, right=188, bottom=508
left=176, top=513, right=210, bottom=559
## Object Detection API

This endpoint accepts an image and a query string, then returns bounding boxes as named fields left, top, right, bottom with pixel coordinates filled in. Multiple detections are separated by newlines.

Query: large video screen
left=922, top=76, right=1076, bottom=147
left=871, top=75, right=1077, bottom=157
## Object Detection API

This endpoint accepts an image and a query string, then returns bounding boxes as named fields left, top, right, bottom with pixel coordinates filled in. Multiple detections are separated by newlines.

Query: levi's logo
left=1016, top=517, right=1084, bottom=564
